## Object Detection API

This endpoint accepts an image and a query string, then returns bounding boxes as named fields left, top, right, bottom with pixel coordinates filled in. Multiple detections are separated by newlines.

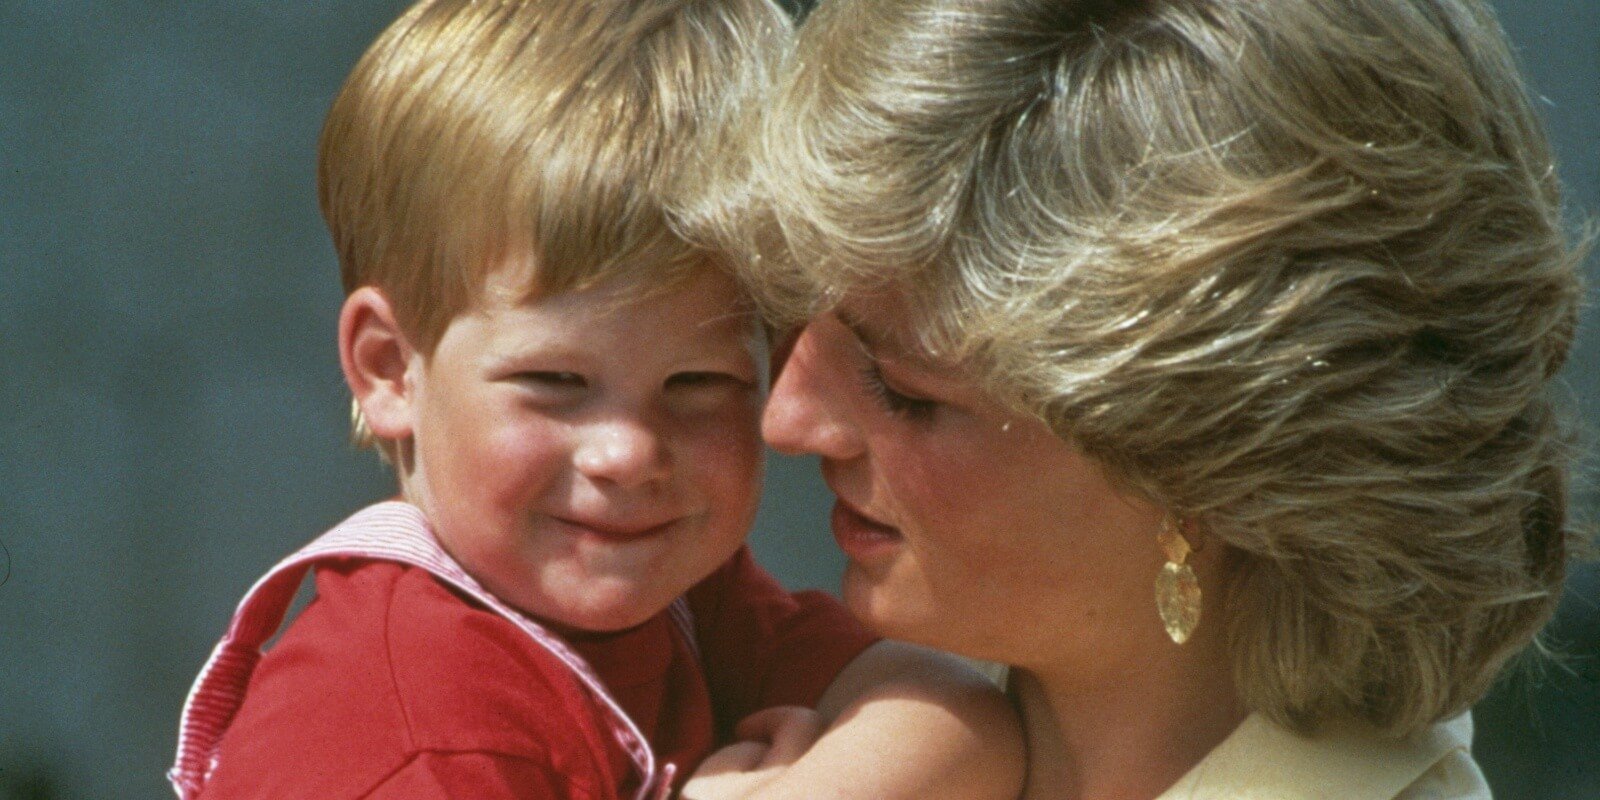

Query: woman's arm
left=683, top=640, right=1025, bottom=800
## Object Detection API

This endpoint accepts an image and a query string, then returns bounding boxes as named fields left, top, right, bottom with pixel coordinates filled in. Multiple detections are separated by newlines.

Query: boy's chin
left=519, top=589, right=676, bottom=637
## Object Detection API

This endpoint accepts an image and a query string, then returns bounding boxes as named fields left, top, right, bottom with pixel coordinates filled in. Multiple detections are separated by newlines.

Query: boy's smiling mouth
left=550, top=514, right=683, bottom=542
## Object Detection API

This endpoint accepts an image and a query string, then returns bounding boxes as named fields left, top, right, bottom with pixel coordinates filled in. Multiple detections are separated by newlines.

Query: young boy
left=170, top=2, right=1022, bottom=799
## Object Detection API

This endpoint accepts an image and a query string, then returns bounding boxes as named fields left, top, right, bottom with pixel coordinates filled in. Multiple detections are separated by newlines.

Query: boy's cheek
left=472, top=423, right=569, bottom=493
left=684, top=414, right=763, bottom=510
left=705, top=410, right=765, bottom=474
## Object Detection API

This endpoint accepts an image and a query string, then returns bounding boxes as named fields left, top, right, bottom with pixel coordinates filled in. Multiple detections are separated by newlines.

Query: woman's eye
left=859, top=362, right=938, bottom=420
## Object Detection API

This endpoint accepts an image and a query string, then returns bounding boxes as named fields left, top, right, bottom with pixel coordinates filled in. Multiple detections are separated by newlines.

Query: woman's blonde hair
left=754, top=0, right=1588, bottom=736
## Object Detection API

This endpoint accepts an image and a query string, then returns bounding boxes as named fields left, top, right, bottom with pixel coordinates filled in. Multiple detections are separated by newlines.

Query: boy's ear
left=339, top=287, right=418, bottom=442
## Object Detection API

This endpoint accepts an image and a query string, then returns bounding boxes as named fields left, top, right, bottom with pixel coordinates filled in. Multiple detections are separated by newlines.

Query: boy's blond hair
left=320, top=0, right=789, bottom=447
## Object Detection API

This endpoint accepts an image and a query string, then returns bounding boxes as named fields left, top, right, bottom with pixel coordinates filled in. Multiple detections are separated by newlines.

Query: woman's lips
left=831, top=500, right=902, bottom=561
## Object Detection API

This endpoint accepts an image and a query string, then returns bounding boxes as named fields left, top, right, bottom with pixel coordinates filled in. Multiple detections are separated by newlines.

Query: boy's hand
left=682, top=707, right=824, bottom=800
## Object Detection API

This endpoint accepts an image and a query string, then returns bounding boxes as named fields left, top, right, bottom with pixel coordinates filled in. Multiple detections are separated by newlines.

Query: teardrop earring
left=1155, top=517, right=1202, bottom=644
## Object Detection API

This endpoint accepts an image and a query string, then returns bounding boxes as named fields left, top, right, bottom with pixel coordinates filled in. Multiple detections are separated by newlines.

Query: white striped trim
left=668, top=597, right=699, bottom=662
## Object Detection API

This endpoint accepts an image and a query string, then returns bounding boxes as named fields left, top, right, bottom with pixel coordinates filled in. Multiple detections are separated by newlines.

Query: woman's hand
left=681, top=706, right=824, bottom=800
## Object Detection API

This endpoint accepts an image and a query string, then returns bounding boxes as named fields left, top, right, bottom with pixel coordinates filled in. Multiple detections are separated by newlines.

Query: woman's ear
left=339, top=287, right=418, bottom=442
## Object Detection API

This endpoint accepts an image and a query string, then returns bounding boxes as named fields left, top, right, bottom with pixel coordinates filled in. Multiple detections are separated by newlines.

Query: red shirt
left=195, top=547, right=873, bottom=799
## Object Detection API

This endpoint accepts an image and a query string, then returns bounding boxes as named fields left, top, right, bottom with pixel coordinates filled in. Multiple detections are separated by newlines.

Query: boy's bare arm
left=684, top=640, right=1026, bottom=800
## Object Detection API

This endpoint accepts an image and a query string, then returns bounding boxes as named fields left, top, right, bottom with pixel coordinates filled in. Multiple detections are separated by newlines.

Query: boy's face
left=401, top=267, right=766, bottom=632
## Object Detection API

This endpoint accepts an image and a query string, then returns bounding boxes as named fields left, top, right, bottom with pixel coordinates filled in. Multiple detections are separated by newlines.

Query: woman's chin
left=839, top=566, right=886, bottom=627
left=840, top=566, right=932, bottom=643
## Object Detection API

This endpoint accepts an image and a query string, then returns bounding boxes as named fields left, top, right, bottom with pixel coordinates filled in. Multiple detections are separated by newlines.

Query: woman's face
left=763, top=305, right=1172, bottom=674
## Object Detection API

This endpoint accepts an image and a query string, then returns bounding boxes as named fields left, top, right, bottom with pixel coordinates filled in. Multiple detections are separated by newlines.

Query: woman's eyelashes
left=859, top=361, right=939, bottom=420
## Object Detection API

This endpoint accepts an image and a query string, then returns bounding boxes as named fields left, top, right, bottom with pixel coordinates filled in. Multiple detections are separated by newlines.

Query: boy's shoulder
left=684, top=546, right=880, bottom=721
left=199, top=559, right=622, bottom=799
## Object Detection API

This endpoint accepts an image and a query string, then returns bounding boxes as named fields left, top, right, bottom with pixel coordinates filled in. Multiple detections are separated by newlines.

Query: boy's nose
left=762, top=321, right=863, bottom=461
left=573, top=417, right=670, bottom=488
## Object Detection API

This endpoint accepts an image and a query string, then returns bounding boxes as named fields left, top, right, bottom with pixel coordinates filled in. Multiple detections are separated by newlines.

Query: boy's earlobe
left=339, top=287, right=417, bottom=441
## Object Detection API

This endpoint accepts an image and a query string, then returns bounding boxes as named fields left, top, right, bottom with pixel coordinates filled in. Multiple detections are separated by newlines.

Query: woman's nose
left=573, top=416, right=670, bottom=488
left=762, top=322, right=863, bottom=461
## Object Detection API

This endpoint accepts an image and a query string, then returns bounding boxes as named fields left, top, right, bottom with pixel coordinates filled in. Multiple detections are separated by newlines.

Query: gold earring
left=350, top=398, right=375, bottom=449
left=1156, top=518, right=1202, bottom=644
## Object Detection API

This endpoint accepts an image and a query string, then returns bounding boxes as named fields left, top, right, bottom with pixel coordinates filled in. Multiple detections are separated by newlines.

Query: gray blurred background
left=1, top=1, right=1595, bottom=798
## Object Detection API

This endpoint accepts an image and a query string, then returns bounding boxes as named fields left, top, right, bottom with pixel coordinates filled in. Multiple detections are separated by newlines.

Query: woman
left=744, top=0, right=1586, bottom=797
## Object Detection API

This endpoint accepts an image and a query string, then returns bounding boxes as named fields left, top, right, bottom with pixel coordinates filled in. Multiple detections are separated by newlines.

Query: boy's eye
left=665, top=371, right=743, bottom=390
left=515, top=371, right=587, bottom=389
left=859, top=362, right=939, bottom=421
left=664, top=371, right=756, bottom=412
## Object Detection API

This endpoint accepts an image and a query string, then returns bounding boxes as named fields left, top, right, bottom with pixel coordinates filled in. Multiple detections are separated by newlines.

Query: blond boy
left=170, top=2, right=1022, bottom=798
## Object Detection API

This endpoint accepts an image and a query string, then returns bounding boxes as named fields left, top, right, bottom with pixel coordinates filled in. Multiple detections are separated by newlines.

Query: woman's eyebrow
left=835, top=310, right=883, bottom=353
left=835, top=309, right=932, bottom=367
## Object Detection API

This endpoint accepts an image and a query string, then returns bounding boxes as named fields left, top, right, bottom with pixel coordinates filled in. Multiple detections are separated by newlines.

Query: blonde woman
left=738, top=0, right=1588, bottom=797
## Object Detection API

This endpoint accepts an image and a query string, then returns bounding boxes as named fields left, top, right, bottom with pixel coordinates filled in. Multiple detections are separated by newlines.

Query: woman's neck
left=1008, top=638, right=1246, bottom=800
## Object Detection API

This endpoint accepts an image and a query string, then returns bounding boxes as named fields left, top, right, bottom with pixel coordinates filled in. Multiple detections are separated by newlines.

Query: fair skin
left=345, top=267, right=766, bottom=633
left=760, top=299, right=1247, bottom=800
left=341, top=266, right=1023, bottom=800
left=687, top=640, right=1022, bottom=800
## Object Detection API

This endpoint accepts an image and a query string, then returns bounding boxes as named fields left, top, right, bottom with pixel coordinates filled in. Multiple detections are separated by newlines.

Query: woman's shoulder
left=1395, top=746, right=1491, bottom=800
left=1158, top=713, right=1488, bottom=800
left=1394, top=715, right=1490, bottom=800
